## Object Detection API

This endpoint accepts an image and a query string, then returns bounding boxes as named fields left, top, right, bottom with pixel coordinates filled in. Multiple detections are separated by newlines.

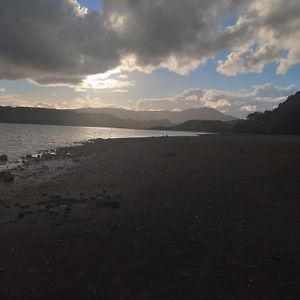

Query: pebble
left=0, top=154, right=8, bottom=162
left=17, top=212, right=25, bottom=219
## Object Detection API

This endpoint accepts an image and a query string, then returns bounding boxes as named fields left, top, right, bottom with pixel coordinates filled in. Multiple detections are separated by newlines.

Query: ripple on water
left=0, top=123, right=202, bottom=165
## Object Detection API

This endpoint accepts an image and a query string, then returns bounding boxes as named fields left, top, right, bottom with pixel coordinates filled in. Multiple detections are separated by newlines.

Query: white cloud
left=137, top=83, right=298, bottom=117
left=241, top=105, right=257, bottom=112
left=218, top=0, right=300, bottom=75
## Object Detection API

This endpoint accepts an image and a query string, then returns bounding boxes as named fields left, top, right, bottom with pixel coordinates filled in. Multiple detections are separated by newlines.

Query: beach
left=1, top=134, right=300, bottom=299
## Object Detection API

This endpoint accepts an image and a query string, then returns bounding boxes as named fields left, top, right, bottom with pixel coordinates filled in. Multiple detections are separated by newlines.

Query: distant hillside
left=77, top=107, right=237, bottom=123
left=234, top=91, right=300, bottom=134
left=150, top=91, right=300, bottom=135
left=0, top=107, right=173, bottom=130
left=151, top=120, right=236, bottom=133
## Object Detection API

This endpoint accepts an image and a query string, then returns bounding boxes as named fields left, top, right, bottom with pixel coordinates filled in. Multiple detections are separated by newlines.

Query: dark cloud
left=0, top=0, right=120, bottom=83
left=0, top=0, right=299, bottom=86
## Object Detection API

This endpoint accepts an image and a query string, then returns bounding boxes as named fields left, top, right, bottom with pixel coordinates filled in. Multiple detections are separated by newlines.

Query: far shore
left=1, top=134, right=300, bottom=299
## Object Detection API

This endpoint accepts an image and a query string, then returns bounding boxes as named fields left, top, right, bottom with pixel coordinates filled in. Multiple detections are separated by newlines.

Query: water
left=0, top=123, right=202, bottom=168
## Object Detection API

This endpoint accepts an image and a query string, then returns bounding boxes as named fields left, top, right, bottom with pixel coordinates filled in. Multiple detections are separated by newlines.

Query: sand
left=1, top=134, right=300, bottom=299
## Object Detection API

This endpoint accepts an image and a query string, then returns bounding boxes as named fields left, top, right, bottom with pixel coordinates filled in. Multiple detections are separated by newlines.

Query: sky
left=0, top=0, right=299, bottom=118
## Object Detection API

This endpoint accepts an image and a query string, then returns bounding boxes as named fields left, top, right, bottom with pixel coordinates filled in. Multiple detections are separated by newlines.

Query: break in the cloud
left=28, top=69, right=135, bottom=92
left=137, top=84, right=298, bottom=117
left=0, top=0, right=300, bottom=89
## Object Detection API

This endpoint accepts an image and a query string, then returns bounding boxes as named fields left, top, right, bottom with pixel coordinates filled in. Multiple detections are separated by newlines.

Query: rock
left=17, top=212, right=25, bottom=219
left=63, top=205, right=71, bottom=212
left=0, top=171, right=15, bottom=183
left=101, top=200, right=121, bottom=209
left=23, top=161, right=30, bottom=167
left=0, top=154, right=8, bottom=162
left=19, top=204, right=31, bottom=209
left=63, top=197, right=80, bottom=203
left=45, top=203, right=59, bottom=209
left=49, top=193, right=61, bottom=200
left=33, top=157, right=40, bottom=162
left=238, top=148, right=245, bottom=154
left=163, top=152, right=178, bottom=158
left=36, top=200, right=47, bottom=206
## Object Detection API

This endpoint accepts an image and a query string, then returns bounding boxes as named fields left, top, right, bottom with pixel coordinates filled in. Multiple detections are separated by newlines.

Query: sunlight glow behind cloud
left=0, top=0, right=299, bottom=115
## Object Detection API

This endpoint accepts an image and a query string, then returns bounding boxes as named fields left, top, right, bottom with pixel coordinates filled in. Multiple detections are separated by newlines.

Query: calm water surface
left=0, top=123, right=201, bottom=168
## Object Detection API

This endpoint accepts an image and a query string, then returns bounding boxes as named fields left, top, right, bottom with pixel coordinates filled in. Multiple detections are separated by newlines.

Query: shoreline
left=1, top=134, right=300, bottom=299
left=0, top=123, right=203, bottom=169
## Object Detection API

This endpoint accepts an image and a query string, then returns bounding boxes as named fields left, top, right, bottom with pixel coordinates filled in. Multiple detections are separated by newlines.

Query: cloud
left=218, top=0, right=300, bottom=75
left=137, top=83, right=298, bottom=117
left=0, top=0, right=299, bottom=88
left=241, top=105, right=257, bottom=112
left=217, top=44, right=279, bottom=76
left=0, top=0, right=121, bottom=86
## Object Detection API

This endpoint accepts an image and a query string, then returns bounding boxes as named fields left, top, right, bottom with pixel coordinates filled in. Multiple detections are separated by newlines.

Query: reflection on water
left=0, top=123, right=201, bottom=166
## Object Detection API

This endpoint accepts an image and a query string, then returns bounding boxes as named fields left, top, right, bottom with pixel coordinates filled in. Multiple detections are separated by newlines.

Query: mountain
left=0, top=106, right=237, bottom=130
left=76, top=107, right=237, bottom=123
left=233, top=91, right=300, bottom=134
left=0, top=107, right=173, bottom=130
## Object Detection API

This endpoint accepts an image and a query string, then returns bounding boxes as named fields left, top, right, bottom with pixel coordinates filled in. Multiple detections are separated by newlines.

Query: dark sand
left=1, top=135, right=300, bottom=299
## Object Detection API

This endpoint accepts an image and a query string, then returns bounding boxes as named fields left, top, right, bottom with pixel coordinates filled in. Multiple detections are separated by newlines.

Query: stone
left=0, top=154, right=8, bottom=162
left=17, top=212, right=25, bottom=219
left=20, top=204, right=31, bottom=209
left=101, top=200, right=121, bottom=209
left=49, top=193, right=61, bottom=200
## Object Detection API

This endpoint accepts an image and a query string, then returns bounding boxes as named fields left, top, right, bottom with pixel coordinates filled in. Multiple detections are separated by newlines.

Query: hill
left=234, top=91, right=300, bottom=134
left=0, top=107, right=173, bottom=130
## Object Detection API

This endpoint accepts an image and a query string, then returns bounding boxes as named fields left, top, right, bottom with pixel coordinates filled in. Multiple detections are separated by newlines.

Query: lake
left=0, top=123, right=202, bottom=168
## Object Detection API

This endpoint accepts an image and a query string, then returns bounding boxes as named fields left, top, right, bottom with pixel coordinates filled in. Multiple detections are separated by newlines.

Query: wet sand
left=1, top=135, right=300, bottom=299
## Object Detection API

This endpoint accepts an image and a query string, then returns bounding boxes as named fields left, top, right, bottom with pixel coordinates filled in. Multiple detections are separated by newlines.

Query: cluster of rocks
left=10, top=190, right=122, bottom=223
